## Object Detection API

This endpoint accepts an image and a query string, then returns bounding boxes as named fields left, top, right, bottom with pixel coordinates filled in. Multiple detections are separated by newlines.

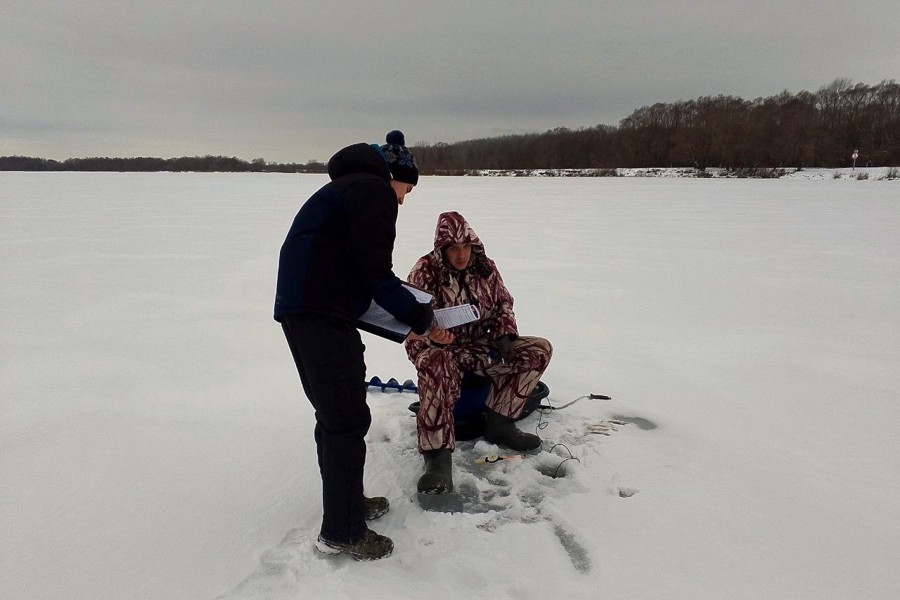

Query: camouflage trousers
left=413, top=336, right=552, bottom=452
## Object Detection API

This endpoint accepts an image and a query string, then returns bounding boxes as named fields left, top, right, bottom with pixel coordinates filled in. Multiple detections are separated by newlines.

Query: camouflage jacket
left=405, top=211, right=518, bottom=360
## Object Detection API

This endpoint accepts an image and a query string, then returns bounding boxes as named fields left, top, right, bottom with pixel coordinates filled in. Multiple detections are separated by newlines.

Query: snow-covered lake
left=2, top=172, right=898, bottom=600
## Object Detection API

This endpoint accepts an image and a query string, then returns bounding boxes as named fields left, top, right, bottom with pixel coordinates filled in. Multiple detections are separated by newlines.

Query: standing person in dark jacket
left=275, top=131, right=451, bottom=560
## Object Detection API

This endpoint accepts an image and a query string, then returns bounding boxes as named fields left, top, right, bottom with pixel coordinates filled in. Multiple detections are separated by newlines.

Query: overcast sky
left=3, top=0, right=898, bottom=163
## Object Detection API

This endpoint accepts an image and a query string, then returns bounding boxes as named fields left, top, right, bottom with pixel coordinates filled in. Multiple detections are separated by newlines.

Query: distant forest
left=0, top=155, right=327, bottom=173
left=2, top=79, right=898, bottom=173
left=414, top=79, right=900, bottom=172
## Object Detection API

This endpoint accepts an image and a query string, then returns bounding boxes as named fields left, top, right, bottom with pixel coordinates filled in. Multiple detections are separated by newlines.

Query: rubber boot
left=484, top=408, right=541, bottom=451
left=417, top=449, right=453, bottom=494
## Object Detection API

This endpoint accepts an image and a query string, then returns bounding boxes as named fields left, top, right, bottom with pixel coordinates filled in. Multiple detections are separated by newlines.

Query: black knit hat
left=380, top=130, right=419, bottom=185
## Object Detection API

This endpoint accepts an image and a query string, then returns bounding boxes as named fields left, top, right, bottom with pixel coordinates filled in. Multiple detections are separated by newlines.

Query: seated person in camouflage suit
left=405, top=211, right=553, bottom=494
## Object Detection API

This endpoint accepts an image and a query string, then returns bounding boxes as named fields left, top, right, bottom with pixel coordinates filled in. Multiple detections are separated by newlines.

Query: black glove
left=490, top=334, right=517, bottom=363
left=403, top=303, right=434, bottom=336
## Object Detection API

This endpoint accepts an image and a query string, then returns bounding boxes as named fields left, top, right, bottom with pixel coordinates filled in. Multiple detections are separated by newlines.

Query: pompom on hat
left=380, top=130, right=419, bottom=185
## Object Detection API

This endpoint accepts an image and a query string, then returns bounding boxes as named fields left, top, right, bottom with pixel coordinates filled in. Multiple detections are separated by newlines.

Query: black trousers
left=281, top=314, right=370, bottom=543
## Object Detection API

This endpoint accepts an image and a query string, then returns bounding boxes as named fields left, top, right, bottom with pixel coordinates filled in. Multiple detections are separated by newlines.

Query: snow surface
left=2, top=172, right=899, bottom=600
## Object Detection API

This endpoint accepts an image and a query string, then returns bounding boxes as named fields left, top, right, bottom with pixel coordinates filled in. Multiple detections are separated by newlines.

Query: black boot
left=484, top=409, right=541, bottom=451
left=316, top=528, right=394, bottom=561
left=417, top=449, right=453, bottom=494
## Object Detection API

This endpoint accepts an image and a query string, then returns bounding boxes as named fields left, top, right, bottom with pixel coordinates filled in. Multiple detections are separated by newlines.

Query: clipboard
left=357, top=282, right=432, bottom=343
left=357, top=282, right=480, bottom=343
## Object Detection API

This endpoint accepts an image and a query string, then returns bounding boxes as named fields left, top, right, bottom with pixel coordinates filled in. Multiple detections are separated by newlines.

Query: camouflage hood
left=432, top=211, right=482, bottom=250
left=431, top=212, right=492, bottom=279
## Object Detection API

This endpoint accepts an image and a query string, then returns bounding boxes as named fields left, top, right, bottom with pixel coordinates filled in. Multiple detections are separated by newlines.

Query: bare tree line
left=0, top=155, right=327, bottom=173
left=414, top=79, right=900, bottom=172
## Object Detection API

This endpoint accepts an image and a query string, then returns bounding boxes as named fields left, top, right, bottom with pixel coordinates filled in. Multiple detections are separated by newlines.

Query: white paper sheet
left=433, top=304, right=480, bottom=329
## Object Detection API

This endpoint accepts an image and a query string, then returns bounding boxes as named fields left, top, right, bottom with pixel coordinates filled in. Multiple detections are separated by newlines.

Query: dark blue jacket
left=274, top=143, right=432, bottom=334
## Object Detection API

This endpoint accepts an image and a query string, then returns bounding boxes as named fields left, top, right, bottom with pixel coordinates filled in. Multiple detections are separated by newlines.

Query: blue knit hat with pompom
left=380, top=130, right=419, bottom=185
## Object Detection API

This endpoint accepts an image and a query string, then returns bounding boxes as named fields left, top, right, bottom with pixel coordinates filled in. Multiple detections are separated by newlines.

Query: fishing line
left=546, top=443, right=580, bottom=478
